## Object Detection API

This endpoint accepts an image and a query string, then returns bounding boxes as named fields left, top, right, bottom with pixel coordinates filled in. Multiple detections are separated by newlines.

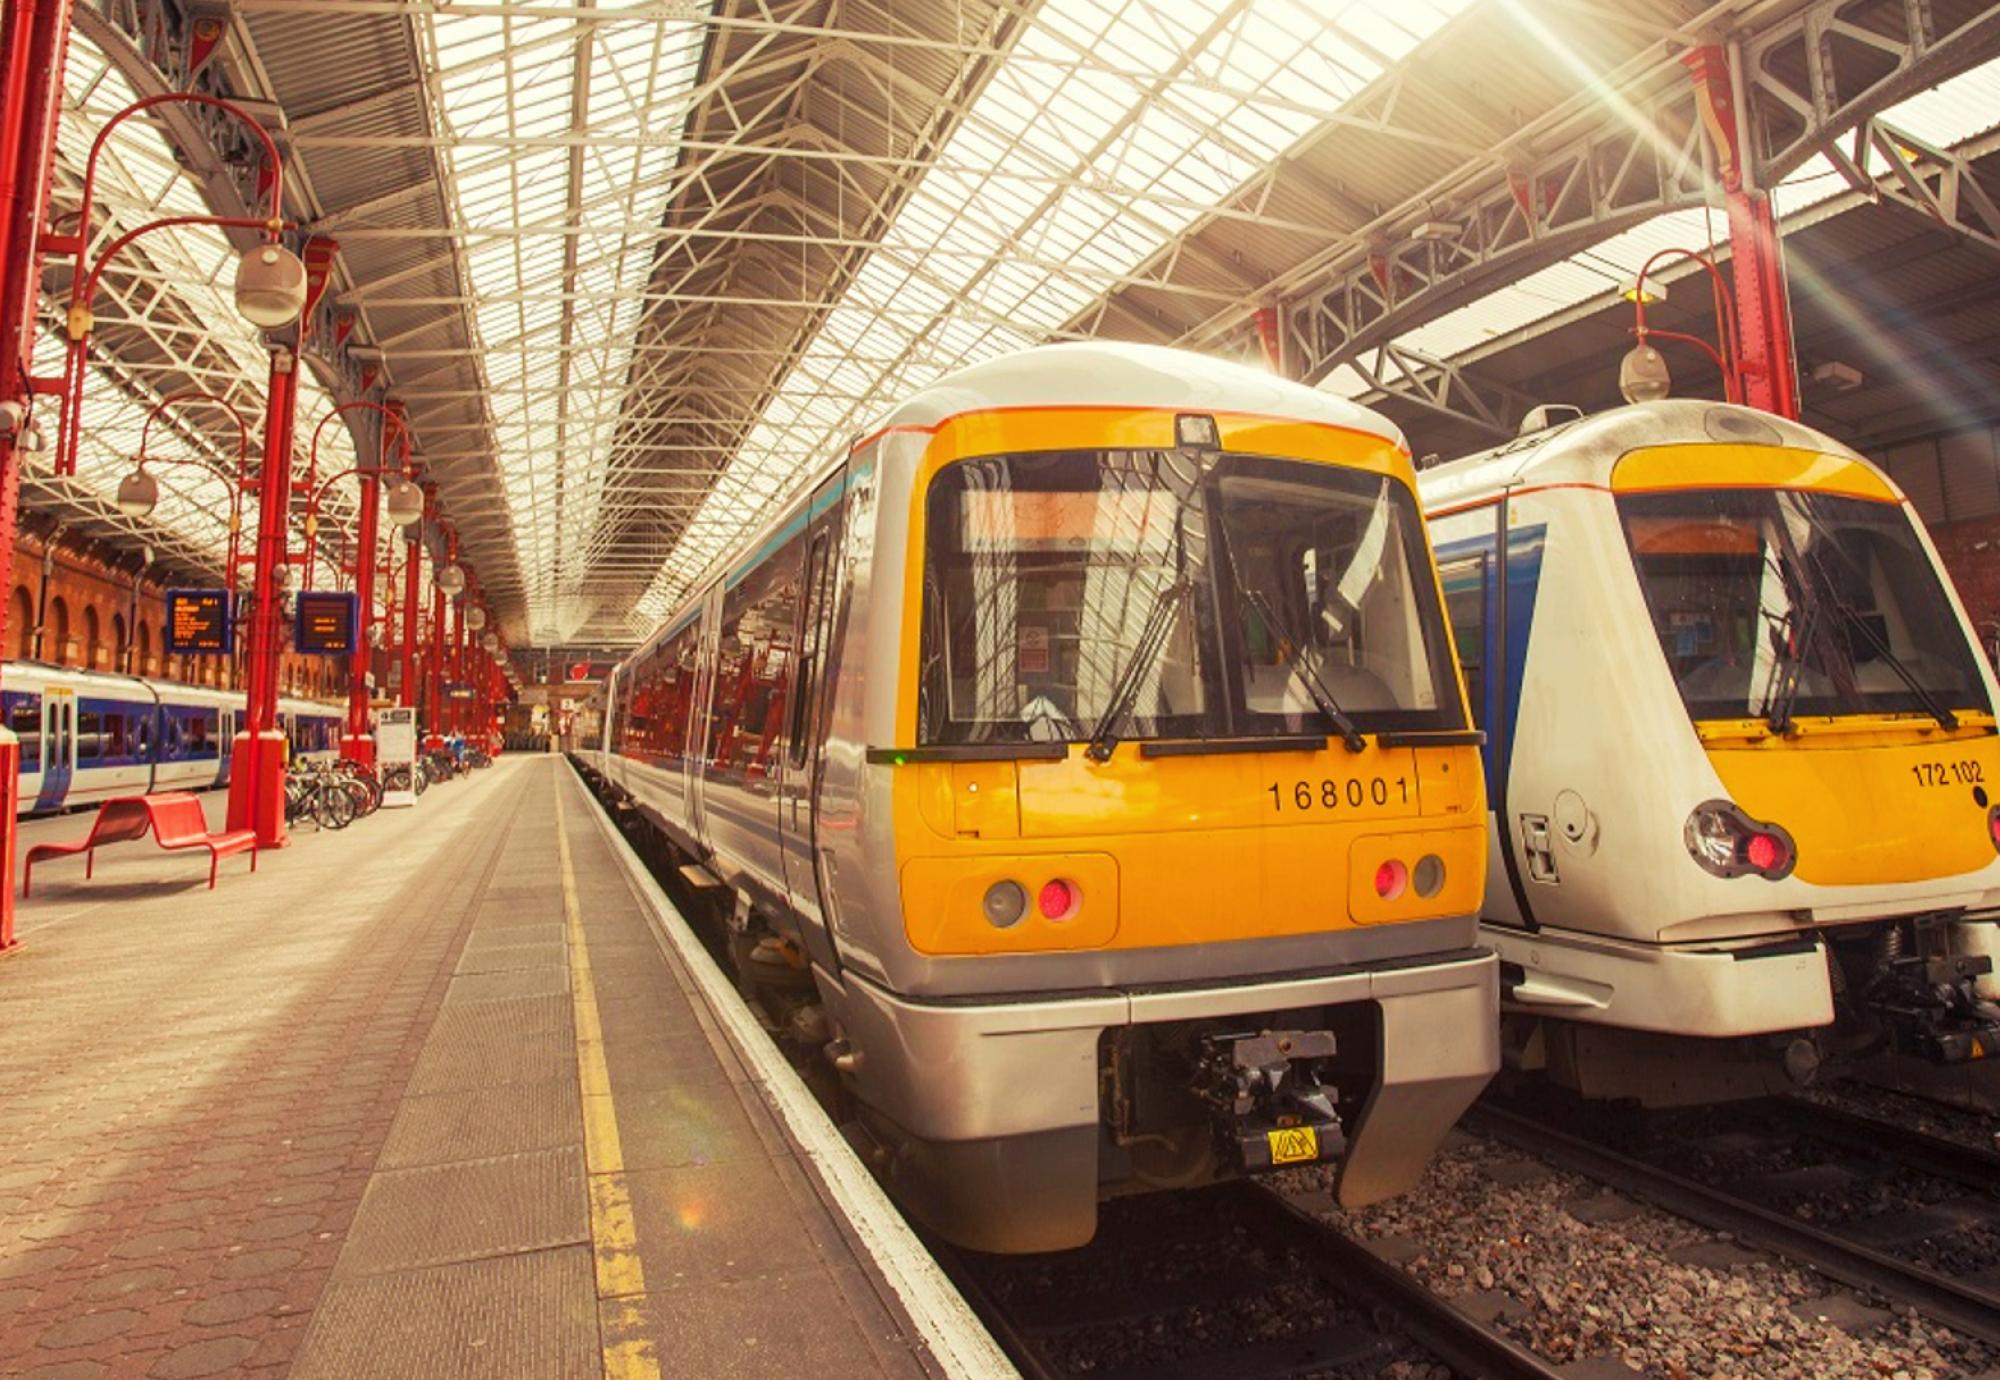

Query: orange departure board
left=165, top=589, right=232, bottom=654
left=295, top=591, right=357, bottom=655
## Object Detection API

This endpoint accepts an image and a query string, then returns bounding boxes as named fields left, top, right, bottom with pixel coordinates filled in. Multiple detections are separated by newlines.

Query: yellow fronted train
left=1421, top=400, right=2000, bottom=1105
left=581, top=342, right=1497, bottom=1251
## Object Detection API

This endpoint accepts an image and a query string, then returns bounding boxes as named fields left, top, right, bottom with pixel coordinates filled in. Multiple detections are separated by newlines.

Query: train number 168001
left=1268, top=777, right=1409, bottom=812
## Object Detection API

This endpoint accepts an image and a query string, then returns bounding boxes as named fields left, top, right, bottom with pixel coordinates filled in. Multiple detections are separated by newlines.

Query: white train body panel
left=1420, top=401, right=2000, bottom=1058
left=2, top=660, right=344, bottom=815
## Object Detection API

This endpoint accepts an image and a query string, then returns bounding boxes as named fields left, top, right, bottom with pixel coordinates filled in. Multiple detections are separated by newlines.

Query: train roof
left=873, top=341, right=1406, bottom=451
left=1415, top=399, right=1871, bottom=513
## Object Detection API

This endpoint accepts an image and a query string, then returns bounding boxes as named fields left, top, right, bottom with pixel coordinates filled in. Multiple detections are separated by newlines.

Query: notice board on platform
left=295, top=591, right=358, bottom=655
left=164, top=589, right=232, bottom=655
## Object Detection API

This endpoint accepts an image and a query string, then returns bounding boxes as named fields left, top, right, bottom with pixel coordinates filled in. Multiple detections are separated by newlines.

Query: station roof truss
left=39, top=0, right=2000, bottom=653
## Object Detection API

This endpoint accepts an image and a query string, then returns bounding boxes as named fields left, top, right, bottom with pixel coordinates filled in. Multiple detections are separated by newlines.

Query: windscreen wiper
left=1085, top=574, right=1193, bottom=763
left=1783, top=509, right=1961, bottom=732
left=1799, top=545, right=1959, bottom=731
left=1240, top=584, right=1367, bottom=754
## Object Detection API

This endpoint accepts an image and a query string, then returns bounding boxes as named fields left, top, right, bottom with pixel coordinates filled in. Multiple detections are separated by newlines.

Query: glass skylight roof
left=629, top=0, right=1474, bottom=628
left=415, top=1, right=709, bottom=642
left=1323, top=57, right=2000, bottom=392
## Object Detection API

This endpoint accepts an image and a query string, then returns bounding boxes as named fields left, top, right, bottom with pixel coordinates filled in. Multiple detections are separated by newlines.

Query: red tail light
left=1745, top=832, right=1787, bottom=873
left=1988, top=806, right=2000, bottom=853
left=1038, top=878, right=1080, bottom=921
left=1374, top=859, right=1408, bottom=900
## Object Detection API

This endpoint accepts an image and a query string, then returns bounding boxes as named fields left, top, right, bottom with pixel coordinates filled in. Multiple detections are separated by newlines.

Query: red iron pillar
left=338, top=418, right=386, bottom=766
left=228, top=236, right=339, bottom=847
left=400, top=519, right=422, bottom=710
left=0, top=0, right=75, bottom=939
left=426, top=575, right=446, bottom=749
left=1686, top=43, right=1800, bottom=420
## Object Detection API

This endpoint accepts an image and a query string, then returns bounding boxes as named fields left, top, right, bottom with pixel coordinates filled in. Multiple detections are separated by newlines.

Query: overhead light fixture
left=384, top=477, right=424, bottom=528
left=1619, top=343, right=1672, bottom=404
left=436, top=561, right=466, bottom=596
left=115, top=466, right=159, bottom=519
left=1620, top=278, right=1666, bottom=305
left=482, top=632, right=499, bottom=652
left=234, top=243, right=309, bottom=329
left=464, top=605, right=487, bottom=631
left=1410, top=220, right=1458, bottom=243
left=1811, top=360, right=1865, bottom=392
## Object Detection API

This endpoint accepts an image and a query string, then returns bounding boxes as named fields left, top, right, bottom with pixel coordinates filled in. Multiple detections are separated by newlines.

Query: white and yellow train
left=1421, top=400, right=2000, bottom=1104
left=582, top=341, right=1498, bottom=1251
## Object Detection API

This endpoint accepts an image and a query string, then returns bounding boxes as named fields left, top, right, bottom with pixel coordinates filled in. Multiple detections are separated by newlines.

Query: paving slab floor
left=0, top=755, right=949, bottom=1379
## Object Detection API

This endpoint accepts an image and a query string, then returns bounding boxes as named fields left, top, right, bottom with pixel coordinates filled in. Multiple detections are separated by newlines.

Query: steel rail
left=934, top=1180, right=1565, bottom=1380
left=1466, top=1103, right=2000, bottom=1348
left=1765, top=1097, right=2000, bottom=1190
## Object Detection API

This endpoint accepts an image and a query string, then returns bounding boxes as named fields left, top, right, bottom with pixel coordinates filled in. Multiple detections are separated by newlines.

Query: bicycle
left=285, top=763, right=356, bottom=830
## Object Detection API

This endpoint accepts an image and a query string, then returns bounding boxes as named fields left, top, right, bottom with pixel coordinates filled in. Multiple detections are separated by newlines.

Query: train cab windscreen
left=1618, top=487, right=1991, bottom=726
left=918, top=449, right=1462, bottom=746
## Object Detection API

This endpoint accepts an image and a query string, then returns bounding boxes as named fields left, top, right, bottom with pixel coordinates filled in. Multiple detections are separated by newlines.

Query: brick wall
left=5, top=523, right=351, bottom=702
left=1929, top=513, right=2000, bottom=657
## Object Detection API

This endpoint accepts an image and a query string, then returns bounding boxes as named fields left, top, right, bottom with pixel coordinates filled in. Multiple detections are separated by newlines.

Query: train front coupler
left=1851, top=916, right=2000, bottom=1063
left=1193, top=1029, right=1347, bottom=1172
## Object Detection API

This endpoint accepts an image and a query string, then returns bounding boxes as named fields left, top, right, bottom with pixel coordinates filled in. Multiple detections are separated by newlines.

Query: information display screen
left=165, top=589, right=232, bottom=654
left=295, top=591, right=358, bottom=655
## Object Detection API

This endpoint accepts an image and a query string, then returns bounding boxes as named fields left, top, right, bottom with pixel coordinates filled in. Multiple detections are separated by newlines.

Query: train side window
left=707, top=533, right=803, bottom=784
left=5, top=693, right=39, bottom=772
left=104, top=711, right=129, bottom=760
left=77, top=707, right=102, bottom=761
left=1439, top=553, right=1488, bottom=728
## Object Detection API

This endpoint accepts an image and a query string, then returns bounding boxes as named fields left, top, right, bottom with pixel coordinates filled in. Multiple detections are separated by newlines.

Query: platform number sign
left=164, top=589, right=232, bottom=655
left=294, top=591, right=358, bottom=656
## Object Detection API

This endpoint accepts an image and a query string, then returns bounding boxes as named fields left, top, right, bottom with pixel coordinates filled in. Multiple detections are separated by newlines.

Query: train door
left=218, top=706, right=237, bottom=786
left=685, top=588, right=721, bottom=848
left=36, top=689, right=74, bottom=812
left=780, top=468, right=847, bottom=973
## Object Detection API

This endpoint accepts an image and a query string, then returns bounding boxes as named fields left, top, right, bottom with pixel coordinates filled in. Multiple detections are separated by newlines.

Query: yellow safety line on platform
left=557, top=782, right=663, bottom=1380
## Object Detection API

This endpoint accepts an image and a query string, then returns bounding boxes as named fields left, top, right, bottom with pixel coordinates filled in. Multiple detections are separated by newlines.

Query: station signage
left=294, top=590, right=358, bottom=656
left=164, top=589, right=232, bottom=655
left=446, top=682, right=475, bottom=701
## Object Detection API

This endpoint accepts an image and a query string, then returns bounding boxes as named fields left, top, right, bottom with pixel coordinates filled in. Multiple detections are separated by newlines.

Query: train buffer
left=21, top=791, right=258, bottom=895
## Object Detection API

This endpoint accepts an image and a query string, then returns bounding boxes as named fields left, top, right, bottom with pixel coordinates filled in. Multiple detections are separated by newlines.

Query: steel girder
left=1255, top=0, right=2000, bottom=386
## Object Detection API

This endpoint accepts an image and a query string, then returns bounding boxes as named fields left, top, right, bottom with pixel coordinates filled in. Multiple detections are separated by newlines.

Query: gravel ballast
left=1280, top=1133, right=2000, bottom=1379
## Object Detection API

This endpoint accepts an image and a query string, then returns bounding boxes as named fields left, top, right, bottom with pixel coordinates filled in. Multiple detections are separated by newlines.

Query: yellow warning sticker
left=1267, top=1125, right=1319, bottom=1166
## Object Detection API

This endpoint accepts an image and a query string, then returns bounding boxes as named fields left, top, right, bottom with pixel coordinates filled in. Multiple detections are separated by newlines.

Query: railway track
left=1466, top=1098, right=2000, bottom=1349
left=934, top=1180, right=1563, bottom=1380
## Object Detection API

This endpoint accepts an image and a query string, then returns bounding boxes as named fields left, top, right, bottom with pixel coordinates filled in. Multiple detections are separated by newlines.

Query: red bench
left=23, top=793, right=258, bottom=896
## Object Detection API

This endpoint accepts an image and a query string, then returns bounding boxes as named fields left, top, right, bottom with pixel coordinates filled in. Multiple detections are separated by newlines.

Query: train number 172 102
left=1268, top=776, right=1409, bottom=811
left=1912, top=760, right=1983, bottom=787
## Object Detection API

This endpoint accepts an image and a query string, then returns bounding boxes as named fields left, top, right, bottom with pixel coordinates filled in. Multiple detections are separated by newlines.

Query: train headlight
left=1412, top=854, right=1446, bottom=898
left=982, top=880, right=1028, bottom=928
left=1684, top=800, right=1796, bottom=880
left=1987, top=805, right=2000, bottom=853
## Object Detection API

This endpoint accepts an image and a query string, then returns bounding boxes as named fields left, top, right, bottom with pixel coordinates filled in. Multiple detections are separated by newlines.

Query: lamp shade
left=464, top=605, right=487, bottom=631
left=1619, top=343, right=1672, bottom=404
left=436, top=562, right=466, bottom=595
left=115, top=467, right=159, bottom=518
left=234, top=244, right=309, bottom=329
left=384, top=477, right=424, bottom=527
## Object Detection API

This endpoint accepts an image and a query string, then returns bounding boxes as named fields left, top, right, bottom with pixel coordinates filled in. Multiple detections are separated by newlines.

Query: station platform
left=0, top=756, right=1003, bottom=1380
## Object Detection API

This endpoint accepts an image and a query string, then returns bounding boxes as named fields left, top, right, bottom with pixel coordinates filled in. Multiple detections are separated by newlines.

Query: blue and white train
left=1, top=661, right=346, bottom=815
